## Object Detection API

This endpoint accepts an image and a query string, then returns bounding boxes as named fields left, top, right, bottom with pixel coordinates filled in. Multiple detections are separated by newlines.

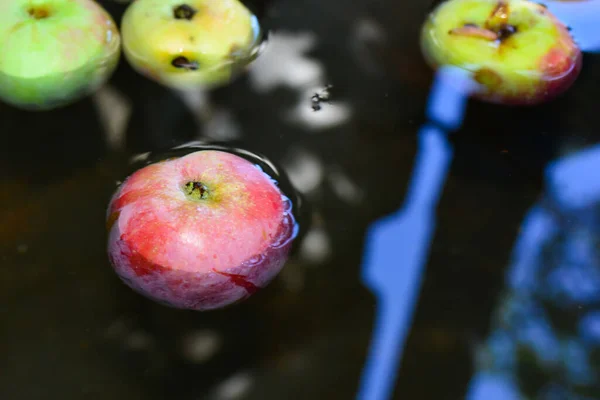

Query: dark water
left=1, top=0, right=600, bottom=399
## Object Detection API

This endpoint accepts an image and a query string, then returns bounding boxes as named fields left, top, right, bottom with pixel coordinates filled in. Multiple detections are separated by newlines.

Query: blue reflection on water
left=357, top=0, right=600, bottom=400
left=467, top=144, right=600, bottom=400
left=357, top=2, right=600, bottom=399
left=543, top=0, right=600, bottom=53
left=356, top=66, right=474, bottom=400
left=580, top=311, right=600, bottom=345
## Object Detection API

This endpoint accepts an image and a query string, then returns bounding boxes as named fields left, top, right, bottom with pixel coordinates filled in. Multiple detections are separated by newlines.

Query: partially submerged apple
left=120, top=0, right=262, bottom=90
left=421, top=0, right=582, bottom=105
left=0, top=0, right=120, bottom=110
left=106, top=150, right=298, bottom=311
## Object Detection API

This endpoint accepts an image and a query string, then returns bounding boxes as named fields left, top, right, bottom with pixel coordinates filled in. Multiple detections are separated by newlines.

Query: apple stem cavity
left=173, top=4, right=197, bottom=20
left=28, top=7, right=50, bottom=19
left=172, top=56, right=200, bottom=71
left=449, top=1, right=517, bottom=44
left=183, top=181, right=210, bottom=200
left=496, top=24, right=517, bottom=41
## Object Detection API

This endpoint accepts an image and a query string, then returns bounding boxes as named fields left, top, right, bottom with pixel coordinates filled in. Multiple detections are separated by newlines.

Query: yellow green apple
left=120, top=0, right=262, bottom=90
left=421, top=0, right=582, bottom=105
left=0, top=0, right=121, bottom=110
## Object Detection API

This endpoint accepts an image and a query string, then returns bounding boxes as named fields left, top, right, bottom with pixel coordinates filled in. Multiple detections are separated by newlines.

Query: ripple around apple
left=0, top=0, right=121, bottom=110
left=106, top=150, right=299, bottom=311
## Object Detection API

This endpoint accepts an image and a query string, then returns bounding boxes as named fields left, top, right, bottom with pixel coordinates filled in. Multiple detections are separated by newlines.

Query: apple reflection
left=470, top=146, right=600, bottom=400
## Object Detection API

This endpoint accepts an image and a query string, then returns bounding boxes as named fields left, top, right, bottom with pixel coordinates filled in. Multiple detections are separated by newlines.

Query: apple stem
left=486, top=1, right=510, bottom=31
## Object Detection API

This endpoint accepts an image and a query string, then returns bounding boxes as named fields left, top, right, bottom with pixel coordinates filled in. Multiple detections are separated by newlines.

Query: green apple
left=421, top=0, right=582, bottom=105
left=120, top=0, right=262, bottom=90
left=0, top=0, right=121, bottom=110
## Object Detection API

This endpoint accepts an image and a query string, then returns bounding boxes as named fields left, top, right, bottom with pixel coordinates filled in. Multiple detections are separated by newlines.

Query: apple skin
left=421, top=0, right=582, bottom=105
left=0, top=0, right=120, bottom=110
left=121, top=0, right=262, bottom=90
left=106, top=150, right=298, bottom=311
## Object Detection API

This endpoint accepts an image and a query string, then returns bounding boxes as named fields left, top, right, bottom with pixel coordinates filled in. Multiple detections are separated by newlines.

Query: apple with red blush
left=420, top=0, right=582, bottom=105
left=106, top=150, right=297, bottom=311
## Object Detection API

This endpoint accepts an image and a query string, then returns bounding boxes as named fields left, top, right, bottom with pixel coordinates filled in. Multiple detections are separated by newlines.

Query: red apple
left=106, top=150, right=297, bottom=311
left=421, top=0, right=582, bottom=105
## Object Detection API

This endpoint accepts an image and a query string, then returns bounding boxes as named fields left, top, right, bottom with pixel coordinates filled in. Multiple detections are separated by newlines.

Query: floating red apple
left=421, top=0, right=582, bottom=105
left=106, top=150, right=297, bottom=311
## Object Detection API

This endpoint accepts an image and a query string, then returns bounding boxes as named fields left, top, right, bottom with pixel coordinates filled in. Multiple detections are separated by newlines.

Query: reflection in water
left=543, top=0, right=600, bottom=53
left=357, top=66, right=475, bottom=400
left=246, top=31, right=352, bottom=131
left=464, top=2, right=600, bottom=397
left=467, top=144, right=600, bottom=400
left=358, top=1, right=600, bottom=397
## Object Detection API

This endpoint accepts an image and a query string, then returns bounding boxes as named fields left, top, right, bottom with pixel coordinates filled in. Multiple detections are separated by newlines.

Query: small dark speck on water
left=311, top=84, right=333, bottom=111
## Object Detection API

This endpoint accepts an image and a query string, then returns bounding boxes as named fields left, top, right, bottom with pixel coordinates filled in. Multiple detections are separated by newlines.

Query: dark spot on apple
left=213, top=269, right=259, bottom=295
left=184, top=181, right=209, bottom=200
left=189, top=36, right=195, bottom=42
left=172, top=56, right=200, bottom=71
left=474, top=67, right=503, bottom=91
left=173, top=4, right=197, bottom=20
left=106, top=211, right=120, bottom=231
left=28, top=7, right=50, bottom=19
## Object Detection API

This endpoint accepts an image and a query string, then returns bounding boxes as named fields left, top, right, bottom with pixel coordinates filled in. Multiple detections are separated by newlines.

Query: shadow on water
left=1, top=0, right=600, bottom=400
